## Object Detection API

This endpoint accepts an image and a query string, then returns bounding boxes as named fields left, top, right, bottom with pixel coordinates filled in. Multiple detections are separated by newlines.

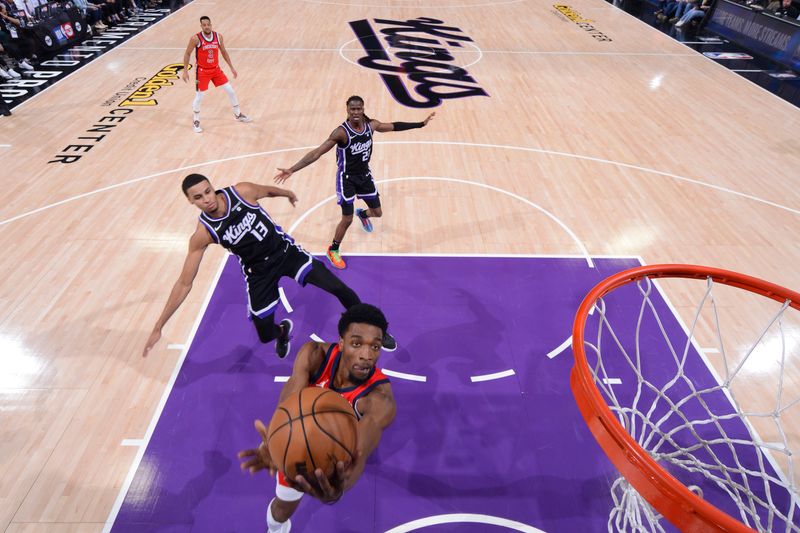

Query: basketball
left=267, top=387, right=358, bottom=488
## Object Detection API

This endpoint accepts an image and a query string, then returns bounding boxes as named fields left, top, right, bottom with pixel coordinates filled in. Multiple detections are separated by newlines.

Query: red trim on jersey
left=311, top=344, right=389, bottom=410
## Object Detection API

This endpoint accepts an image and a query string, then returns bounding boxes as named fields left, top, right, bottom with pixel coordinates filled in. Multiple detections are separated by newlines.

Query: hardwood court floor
left=0, top=0, right=798, bottom=531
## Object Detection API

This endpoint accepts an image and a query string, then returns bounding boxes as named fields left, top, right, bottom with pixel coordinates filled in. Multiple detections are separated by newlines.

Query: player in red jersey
left=238, top=303, right=397, bottom=533
left=182, top=15, right=251, bottom=133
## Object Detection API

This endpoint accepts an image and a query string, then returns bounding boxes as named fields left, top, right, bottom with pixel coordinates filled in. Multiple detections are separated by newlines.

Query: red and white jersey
left=310, top=344, right=390, bottom=419
left=195, top=31, right=220, bottom=70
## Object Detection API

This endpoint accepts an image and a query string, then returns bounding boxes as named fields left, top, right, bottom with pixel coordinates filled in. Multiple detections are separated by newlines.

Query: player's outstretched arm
left=237, top=419, right=277, bottom=476
left=279, top=341, right=327, bottom=401
left=182, top=35, right=199, bottom=83
left=142, top=225, right=212, bottom=357
left=341, top=383, right=396, bottom=490
left=234, top=182, right=297, bottom=207
left=274, top=128, right=346, bottom=183
left=371, top=112, right=436, bottom=133
left=218, top=34, right=237, bottom=79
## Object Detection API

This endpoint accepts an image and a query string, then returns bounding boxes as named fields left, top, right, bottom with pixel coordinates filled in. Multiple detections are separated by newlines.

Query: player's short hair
left=182, top=173, right=210, bottom=196
left=346, top=95, right=364, bottom=107
left=200, top=16, right=211, bottom=23
left=338, top=303, right=388, bottom=339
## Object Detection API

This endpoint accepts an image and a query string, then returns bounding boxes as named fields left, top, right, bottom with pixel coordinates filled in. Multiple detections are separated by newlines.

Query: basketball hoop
left=571, top=264, right=800, bottom=532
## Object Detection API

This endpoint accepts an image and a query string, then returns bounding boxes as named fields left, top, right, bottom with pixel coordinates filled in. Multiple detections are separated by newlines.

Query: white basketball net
left=582, top=275, right=800, bottom=532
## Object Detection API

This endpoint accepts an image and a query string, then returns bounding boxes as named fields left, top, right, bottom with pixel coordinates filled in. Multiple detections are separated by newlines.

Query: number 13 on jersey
left=250, top=221, right=269, bottom=241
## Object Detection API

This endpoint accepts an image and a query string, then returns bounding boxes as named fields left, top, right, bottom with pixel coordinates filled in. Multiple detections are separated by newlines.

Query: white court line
left=278, top=287, right=293, bottom=313
left=274, top=376, right=290, bottom=383
left=120, top=439, right=143, bottom=447
left=602, top=378, right=622, bottom=385
left=310, top=333, right=325, bottom=343
left=0, top=144, right=10, bottom=148
left=547, top=337, right=572, bottom=359
left=470, top=369, right=516, bottom=382
left=3, top=140, right=798, bottom=227
left=119, top=46, right=341, bottom=51
left=611, top=0, right=800, bottom=112
left=547, top=303, right=599, bottom=359
left=102, top=256, right=228, bottom=533
left=384, top=141, right=800, bottom=216
left=702, top=347, right=721, bottom=353
left=0, top=145, right=315, bottom=227
left=476, top=50, right=695, bottom=56
left=123, top=45, right=694, bottom=57
left=382, top=369, right=428, bottom=382
left=166, top=344, right=184, bottom=350
left=385, top=513, right=546, bottom=533
left=324, top=252, right=638, bottom=259
left=286, top=176, right=595, bottom=268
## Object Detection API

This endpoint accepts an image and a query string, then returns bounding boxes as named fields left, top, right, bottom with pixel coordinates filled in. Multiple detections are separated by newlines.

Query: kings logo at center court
left=349, top=17, right=489, bottom=108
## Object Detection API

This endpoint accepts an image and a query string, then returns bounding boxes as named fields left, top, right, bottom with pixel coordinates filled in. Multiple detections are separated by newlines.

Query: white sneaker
left=0, top=68, right=11, bottom=80
left=7, top=68, right=21, bottom=78
left=193, top=120, right=202, bottom=133
left=18, top=60, right=33, bottom=71
left=235, top=113, right=252, bottom=123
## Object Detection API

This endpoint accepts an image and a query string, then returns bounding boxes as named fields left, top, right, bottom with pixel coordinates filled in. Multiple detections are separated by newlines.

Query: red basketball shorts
left=196, top=67, right=229, bottom=92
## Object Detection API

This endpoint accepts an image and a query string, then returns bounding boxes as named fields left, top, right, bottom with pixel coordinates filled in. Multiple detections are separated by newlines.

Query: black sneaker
left=382, top=332, right=397, bottom=352
left=276, top=319, right=293, bottom=359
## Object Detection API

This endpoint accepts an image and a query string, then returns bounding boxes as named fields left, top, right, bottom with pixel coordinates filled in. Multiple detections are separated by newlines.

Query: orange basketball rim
left=570, top=264, right=800, bottom=533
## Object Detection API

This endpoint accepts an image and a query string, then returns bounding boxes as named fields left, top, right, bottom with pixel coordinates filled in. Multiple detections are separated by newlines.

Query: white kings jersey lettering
left=222, top=211, right=260, bottom=245
left=350, top=140, right=372, bottom=156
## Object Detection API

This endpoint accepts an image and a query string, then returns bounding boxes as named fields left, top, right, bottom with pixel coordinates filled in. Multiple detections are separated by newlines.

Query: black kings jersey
left=336, top=120, right=373, bottom=177
left=198, top=187, right=295, bottom=270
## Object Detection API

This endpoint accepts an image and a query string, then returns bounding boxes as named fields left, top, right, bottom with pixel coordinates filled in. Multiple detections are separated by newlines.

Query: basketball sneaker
left=356, top=208, right=373, bottom=233
left=326, top=247, right=346, bottom=269
left=276, top=319, right=293, bottom=359
left=235, top=113, right=252, bottom=123
left=382, top=332, right=397, bottom=352
left=193, top=120, right=202, bottom=133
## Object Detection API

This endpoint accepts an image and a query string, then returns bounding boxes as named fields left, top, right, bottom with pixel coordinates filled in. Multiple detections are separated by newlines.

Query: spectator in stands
left=73, top=0, right=107, bottom=32
left=675, top=0, right=714, bottom=27
left=11, top=0, right=43, bottom=18
left=655, top=0, right=695, bottom=22
left=0, top=49, right=22, bottom=78
left=773, top=0, right=800, bottom=17
left=0, top=1, right=34, bottom=72
left=88, top=0, right=127, bottom=27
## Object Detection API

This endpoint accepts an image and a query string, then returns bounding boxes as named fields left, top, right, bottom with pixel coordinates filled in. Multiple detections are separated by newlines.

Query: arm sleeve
left=391, top=121, right=425, bottom=131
